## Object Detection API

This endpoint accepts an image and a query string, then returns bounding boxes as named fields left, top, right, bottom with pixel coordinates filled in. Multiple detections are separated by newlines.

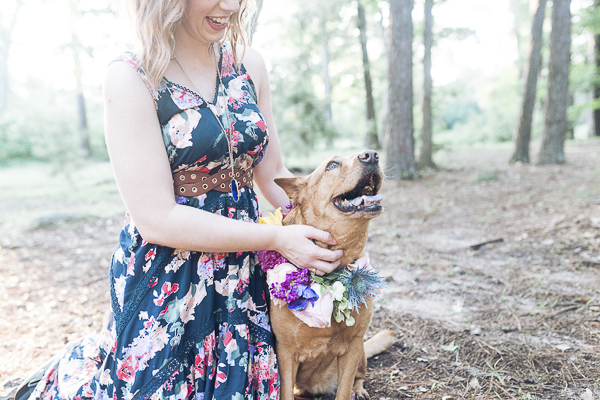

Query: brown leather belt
left=173, top=168, right=253, bottom=197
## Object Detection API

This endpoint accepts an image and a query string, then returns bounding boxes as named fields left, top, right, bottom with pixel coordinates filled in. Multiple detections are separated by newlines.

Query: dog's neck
left=283, top=205, right=372, bottom=268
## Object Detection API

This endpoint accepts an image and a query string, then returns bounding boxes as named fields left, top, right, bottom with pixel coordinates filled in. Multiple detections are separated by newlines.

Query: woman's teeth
left=207, top=17, right=227, bottom=25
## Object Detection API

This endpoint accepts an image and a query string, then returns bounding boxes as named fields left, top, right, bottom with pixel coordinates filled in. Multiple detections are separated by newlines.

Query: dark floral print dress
left=29, top=41, right=279, bottom=400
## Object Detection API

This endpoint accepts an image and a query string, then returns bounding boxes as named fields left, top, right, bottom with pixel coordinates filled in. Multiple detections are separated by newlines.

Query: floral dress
left=29, top=41, right=279, bottom=400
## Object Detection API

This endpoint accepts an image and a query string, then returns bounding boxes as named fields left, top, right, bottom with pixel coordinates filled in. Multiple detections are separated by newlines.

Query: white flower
left=329, top=281, right=346, bottom=301
left=266, top=262, right=297, bottom=287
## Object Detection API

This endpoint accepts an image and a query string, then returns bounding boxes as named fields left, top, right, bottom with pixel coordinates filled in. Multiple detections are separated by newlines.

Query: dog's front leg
left=335, top=338, right=363, bottom=400
left=277, top=345, right=299, bottom=400
left=351, top=347, right=369, bottom=400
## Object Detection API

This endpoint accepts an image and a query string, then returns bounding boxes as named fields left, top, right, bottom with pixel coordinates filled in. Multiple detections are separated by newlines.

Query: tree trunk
left=357, top=0, right=379, bottom=150
left=377, top=1, right=389, bottom=148
left=321, top=37, right=332, bottom=125
left=385, top=0, right=417, bottom=180
left=510, top=0, right=547, bottom=164
left=321, top=22, right=334, bottom=148
left=510, top=0, right=526, bottom=80
left=0, top=0, right=24, bottom=117
left=594, top=0, right=600, bottom=136
left=69, top=0, right=91, bottom=157
left=538, top=0, right=571, bottom=165
left=418, top=0, right=435, bottom=169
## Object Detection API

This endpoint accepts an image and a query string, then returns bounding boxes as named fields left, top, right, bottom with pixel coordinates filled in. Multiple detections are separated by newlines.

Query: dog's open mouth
left=332, top=172, right=382, bottom=214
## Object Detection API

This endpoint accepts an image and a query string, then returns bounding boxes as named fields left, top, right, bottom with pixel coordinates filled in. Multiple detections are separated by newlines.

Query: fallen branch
left=469, top=238, right=504, bottom=251
left=580, top=260, right=600, bottom=268
left=549, top=305, right=579, bottom=318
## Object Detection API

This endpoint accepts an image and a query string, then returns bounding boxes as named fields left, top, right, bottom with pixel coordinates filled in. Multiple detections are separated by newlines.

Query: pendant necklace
left=173, top=48, right=240, bottom=202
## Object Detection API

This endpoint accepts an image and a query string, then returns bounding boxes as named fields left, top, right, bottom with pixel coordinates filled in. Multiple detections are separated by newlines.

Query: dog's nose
left=358, top=150, right=379, bottom=165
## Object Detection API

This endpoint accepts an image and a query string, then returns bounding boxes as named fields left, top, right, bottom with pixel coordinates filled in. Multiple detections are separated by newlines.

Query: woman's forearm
left=136, top=202, right=281, bottom=253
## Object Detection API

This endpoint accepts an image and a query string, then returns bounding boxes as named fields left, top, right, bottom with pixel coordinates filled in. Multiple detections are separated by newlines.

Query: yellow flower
left=258, top=207, right=283, bottom=226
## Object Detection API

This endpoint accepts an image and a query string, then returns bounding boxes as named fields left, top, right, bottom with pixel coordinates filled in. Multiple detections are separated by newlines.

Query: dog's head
left=275, top=150, right=383, bottom=264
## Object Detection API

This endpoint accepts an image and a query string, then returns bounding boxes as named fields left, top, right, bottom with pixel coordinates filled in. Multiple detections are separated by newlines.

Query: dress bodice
left=117, top=41, right=269, bottom=216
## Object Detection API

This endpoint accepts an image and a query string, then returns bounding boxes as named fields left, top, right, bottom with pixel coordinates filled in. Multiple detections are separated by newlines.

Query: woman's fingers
left=311, top=260, right=339, bottom=275
left=305, top=226, right=338, bottom=247
left=273, top=225, right=344, bottom=273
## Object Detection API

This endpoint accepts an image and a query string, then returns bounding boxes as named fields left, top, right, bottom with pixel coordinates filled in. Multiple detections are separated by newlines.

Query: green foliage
left=440, top=97, right=481, bottom=129
left=433, top=69, right=522, bottom=146
left=474, top=170, right=499, bottom=182
left=436, top=27, right=476, bottom=42
left=0, top=105, right=77, bottom=165
left=265, top=0, right=388, bottom=159
left=271, top=69, right=336, bottom=155
left=0, top=88, right=106, bottom=166
left=4, top=0, right=597, bottom=169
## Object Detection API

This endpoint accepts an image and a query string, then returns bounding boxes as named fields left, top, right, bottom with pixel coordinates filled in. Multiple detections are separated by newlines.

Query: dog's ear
left=274, top=177, right=307, bottom=206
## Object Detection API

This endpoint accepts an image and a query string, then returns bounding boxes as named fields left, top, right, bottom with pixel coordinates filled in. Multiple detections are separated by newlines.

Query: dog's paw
left=351, top=389, right=370, bottom=400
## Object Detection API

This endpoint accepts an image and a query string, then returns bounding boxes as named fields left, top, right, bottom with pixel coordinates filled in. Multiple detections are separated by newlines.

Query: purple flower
left=288, top=298, right=309, bottom=311
left=257, top=250, right=288, bottom=272
left=269, top=268, right=318, bottom=310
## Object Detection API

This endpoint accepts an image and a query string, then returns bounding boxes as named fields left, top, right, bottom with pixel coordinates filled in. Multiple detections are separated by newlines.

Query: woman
left=25, top=0, right=342, bottom=399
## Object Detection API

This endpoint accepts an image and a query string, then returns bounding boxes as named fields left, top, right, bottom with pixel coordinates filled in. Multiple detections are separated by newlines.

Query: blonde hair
left=128, top=0, right=255, bottom=87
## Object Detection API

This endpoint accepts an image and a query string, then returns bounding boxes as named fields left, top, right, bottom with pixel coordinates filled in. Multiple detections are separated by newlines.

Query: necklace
left=173, top=50, right=240, bottom=202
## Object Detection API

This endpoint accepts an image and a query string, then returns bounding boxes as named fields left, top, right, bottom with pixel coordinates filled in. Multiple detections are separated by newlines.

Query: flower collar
left=257, top=207, right=385, bottom=328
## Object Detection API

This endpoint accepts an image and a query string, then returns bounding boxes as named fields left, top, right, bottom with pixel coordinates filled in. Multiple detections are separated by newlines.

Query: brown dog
left=272, top=150, right=384, bottom=400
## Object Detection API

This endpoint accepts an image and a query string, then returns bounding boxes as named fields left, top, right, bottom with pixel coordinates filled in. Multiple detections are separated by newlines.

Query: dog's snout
left=358, top=150, right=379, bottom=165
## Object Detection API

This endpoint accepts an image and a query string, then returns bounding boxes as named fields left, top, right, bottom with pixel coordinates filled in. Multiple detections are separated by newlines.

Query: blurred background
left=1, top=0, right=598, bottom=166
left=0, top=0, right=598, bottom=228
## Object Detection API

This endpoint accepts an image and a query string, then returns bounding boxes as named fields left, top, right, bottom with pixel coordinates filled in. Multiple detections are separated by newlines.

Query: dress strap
left=219, top=41, right=238, bottom=79
left=219, top=41, right=259, bottom=104
left=113, top=52, right=160, bottom=110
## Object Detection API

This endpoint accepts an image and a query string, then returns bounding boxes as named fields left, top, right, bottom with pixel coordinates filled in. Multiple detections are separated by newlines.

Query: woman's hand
left=273, top=225, right=343, bottom=275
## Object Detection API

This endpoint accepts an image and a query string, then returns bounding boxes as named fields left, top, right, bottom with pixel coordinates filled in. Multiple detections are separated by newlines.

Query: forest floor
left=1, top=141, right=599, bottom=399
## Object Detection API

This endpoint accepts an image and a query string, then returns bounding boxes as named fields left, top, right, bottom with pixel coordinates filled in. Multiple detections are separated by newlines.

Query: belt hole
left=220, top=183, right=226, bottom=189
left=221, top=174, right=226, bottom=179
left=202, top=176, right=207, bottom=181
left=180, top=187, right=185, bottom=193
left=243, top=177, right=246, bottom=182
left=202, top=184, right=208, bottom=189
left=236, top=172, right=240, bottom=177
left=212, top=178, right=218, bottom=184
left=179, top=175, right=185, bottom=181
left=191, top=174, right=196, bottom=179
left=192, top=187, right=197, bottom=193
left=229, top=172, right=234, bottom=178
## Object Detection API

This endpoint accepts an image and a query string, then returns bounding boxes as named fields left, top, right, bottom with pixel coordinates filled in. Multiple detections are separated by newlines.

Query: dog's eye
left=326, top=161, right=340, bottom=171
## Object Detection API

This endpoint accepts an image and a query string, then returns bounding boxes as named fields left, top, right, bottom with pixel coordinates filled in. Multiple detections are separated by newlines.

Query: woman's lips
left=206, top=16, right=229, bottom=31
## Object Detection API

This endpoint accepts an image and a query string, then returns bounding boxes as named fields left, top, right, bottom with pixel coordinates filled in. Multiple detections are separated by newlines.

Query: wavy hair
left=128, top=0, right=255, bottom=87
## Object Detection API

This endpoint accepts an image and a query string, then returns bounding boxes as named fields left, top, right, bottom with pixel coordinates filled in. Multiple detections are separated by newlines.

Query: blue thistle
left=336, top=266, right=386, bottom=312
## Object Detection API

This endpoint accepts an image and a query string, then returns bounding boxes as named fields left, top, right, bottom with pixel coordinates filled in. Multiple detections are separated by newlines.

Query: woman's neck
left=173, top=28, right=218, bottom=69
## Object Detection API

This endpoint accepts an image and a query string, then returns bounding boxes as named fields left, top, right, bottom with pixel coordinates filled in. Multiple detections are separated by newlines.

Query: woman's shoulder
left=105, top=52, right=159, bottom=104
left=240, top=47, right=268, bottom=101
left=241, top=47, right=267, bottom=78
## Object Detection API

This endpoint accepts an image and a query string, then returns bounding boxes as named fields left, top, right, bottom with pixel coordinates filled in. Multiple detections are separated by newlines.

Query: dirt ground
left=1, top=142, right=599, bottom=399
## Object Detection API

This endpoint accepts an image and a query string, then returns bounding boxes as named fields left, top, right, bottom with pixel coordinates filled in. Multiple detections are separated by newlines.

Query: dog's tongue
left=349, top=193, right=383, bottom=206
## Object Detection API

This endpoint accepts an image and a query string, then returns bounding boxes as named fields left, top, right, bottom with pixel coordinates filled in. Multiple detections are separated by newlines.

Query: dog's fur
left=272, top=151, right=385, bottom=400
